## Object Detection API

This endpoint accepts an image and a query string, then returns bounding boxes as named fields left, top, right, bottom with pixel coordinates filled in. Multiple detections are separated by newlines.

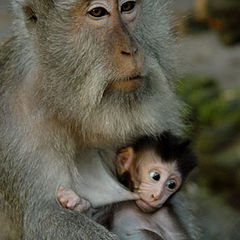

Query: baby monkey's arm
left=57, top=186, right=91, bottom=213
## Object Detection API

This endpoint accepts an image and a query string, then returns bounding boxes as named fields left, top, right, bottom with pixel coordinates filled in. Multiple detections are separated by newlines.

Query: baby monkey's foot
left=57, top=186, right=91, bottom=213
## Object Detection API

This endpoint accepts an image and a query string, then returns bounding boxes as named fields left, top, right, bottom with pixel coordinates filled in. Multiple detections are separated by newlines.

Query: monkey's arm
left=72, top=149, right=139, bottom=208
left=24, top=198, right=118, bottom=240
left=21, top=160, right=119, bottom=240
left=0, top=137, right=119, bottom=240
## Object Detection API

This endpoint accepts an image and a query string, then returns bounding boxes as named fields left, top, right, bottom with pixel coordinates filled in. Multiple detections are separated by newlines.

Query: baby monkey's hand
left=57, top=186, right=91, bottom=213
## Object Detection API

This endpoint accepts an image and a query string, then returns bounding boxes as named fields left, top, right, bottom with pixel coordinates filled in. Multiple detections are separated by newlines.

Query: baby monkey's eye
left=166, top=180, right=177, bottom=190
left=149, top=171, right=160, bottom=181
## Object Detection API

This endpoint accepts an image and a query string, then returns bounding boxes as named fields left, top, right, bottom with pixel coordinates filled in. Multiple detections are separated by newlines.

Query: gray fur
left=0, top=0, right=198, bottom=239
left=112, top=202, right=190, bottom=240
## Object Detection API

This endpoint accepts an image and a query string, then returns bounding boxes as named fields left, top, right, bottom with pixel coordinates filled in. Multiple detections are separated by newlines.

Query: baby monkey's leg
left=57, top=186, right=91, bottom=213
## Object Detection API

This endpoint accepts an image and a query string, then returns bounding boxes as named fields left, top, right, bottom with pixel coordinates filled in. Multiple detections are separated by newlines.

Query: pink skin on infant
left=57, top=186, right=91, bottom=213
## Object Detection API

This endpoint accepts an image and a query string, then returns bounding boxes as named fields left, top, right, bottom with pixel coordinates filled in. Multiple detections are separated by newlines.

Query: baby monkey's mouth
left=136, top=199, right=158, bottom=213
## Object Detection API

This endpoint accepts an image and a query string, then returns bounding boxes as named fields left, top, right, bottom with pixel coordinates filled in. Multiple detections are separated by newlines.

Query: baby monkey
left=57, top=131, right=197, bottom=214
left=116, top=131, right=197, bottom=212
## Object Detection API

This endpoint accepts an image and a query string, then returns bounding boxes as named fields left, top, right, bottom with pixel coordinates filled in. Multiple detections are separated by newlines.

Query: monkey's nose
left=151, top=193, right=160, bottom=201
left=120, top=46, right=138, bottom=57
left=121, top=50, right=131, bottom=56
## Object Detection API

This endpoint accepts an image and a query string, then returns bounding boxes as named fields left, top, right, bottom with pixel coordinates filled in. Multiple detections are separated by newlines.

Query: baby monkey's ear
left=116, top=147, right=135, bottom=176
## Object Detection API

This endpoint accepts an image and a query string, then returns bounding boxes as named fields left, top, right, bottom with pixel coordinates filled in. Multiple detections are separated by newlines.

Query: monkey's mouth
left=136, top=199, right=158, bottom=213
left=119, top=75, right=142, bottom=82
left=108, top=75, right=143, bottom=92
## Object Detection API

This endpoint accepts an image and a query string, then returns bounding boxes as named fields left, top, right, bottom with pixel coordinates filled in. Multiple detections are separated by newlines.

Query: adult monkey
left=0, top=0, right=199, bottom=239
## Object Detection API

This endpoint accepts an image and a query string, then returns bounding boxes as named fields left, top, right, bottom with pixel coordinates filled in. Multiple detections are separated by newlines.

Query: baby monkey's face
left=135, top=151, right=182, bottom=212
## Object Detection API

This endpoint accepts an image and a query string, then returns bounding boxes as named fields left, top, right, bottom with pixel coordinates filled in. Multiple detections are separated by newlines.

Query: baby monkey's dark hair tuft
left=132, top=131, right=198, bottom=181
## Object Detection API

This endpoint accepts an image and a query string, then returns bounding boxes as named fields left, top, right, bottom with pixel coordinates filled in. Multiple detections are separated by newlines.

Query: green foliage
left=177, top=75, right=240, bottom=209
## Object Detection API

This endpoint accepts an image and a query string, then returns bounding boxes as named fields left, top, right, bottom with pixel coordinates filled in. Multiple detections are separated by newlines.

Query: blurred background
left=174, top=1, right=240, bottom=239
left=0, top=0, right=240, bottom=239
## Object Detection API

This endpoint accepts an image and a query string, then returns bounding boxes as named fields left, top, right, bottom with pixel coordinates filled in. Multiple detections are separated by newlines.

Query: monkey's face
left=38, top=0, right=145, bottom=101
left=70, top=0, right=144, bottom=91
left=23, top=0, right=182, bottom=144
left=135, top=151, right=182, bottom=212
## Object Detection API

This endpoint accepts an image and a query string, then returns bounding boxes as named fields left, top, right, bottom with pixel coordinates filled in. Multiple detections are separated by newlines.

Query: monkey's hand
left=57, top=186, right=91, bottom=213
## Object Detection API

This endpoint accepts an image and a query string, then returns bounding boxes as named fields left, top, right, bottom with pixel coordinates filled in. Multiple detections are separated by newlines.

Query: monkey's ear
left=116, top=147, right=135, bottom=176
left=22, top=4, right=38, bottom=24
left=16, top=1, right=38, bottom=25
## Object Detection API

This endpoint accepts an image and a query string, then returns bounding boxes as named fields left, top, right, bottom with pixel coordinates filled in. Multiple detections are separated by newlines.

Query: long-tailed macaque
left=116, top=132, right=198, bottom=212
left=57, top=132, right=197, bottom=239
left=113, top=132, right=198, bottom=240
left=0, top=0, right=200, bottom=239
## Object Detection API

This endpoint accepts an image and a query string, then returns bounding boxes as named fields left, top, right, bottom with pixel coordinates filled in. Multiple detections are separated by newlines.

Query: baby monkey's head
left=117, top=131, right=198, bottom=212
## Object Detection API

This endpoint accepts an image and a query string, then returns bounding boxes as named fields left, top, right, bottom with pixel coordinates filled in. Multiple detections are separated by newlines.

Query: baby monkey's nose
left=151, top=192, right=161, bottom=201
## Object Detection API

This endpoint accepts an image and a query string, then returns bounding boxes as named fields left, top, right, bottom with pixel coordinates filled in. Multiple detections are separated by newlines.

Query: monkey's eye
left=121, top=1, right=136, bottom=13
left=166, top=180, right=177, bottom=190
left=149, top=171, right=160, bottom=181
left=89, top=7, right=109, bottom=18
